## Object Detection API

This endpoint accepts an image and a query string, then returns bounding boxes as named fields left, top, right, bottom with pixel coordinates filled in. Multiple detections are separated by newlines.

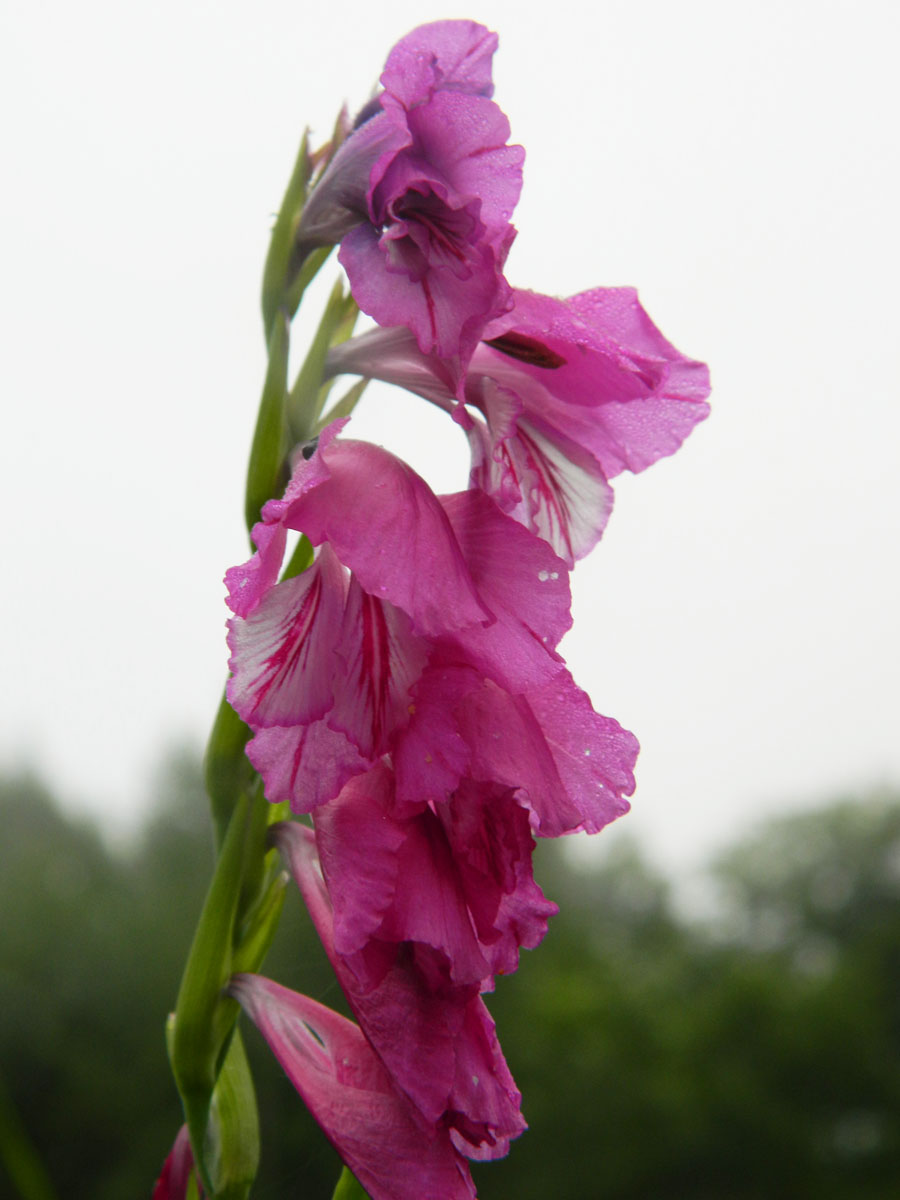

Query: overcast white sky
left=2, top=0, right=898, bottom=882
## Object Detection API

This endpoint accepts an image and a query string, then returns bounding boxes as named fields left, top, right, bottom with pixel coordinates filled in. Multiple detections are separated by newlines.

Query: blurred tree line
left=1, top=754, right=899, bottom=1199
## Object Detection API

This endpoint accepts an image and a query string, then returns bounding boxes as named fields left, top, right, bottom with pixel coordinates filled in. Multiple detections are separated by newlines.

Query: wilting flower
left=228, top=974, right=479, bottom=1199
left=327, top=287, right=711, bottom=565
left=153, top=1126, right=203, bottom=1200
left=225, top=420, right=637, bottom=830
left=296, top=20, right=523, bottom=382
left=273, top=817, right=529, bottom=1157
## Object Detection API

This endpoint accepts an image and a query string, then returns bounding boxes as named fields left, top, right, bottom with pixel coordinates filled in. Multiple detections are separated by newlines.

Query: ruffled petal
left=401, top=670, right=635, bottom=837
left=402, top=91, right=523, bottom=239
left=381, top=20, right=499, bottom=106
left=280, top=435, right=490, bottom=638
left=438, top=488, right=571, bottom=690
left=481, top=287, right=711, bottom=478
left=523, top=671, right=639, bottom=835
left=246, top=721, right=369, bottom=813
left=224, top=517, right=287, bottom=620
left=448, top=1001, right=526, bottom=1160
left=450, top=678, right=585, bottom=834
left=382, top=805, right=492, bottom=986
left=438, top=780, right=557, bottom=978
left=314, top=766, right=491, bottom=988
left=468, top=380, right=615, bottom=566
left=274, top=821, right=526, bottom=1152
left=340, top=222, right=509, bottom=381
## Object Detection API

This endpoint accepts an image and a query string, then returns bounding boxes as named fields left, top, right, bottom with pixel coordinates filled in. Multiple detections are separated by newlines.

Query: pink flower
left=273, top=817, right=528, bottom=1158
left=153, top=1126, right=203, bottom=1200
left=327, top=287, right=711, bottom=565
left=228, top=974, right=478, bottom=1199
left=225, top=420, right=584, bottom=815
left=311, top=764, right=555, bottom=986
left=296, top=20, right=523, bottom=382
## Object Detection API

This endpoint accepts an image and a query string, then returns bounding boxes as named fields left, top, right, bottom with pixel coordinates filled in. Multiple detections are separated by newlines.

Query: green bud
left=245, top=309, right=290, bottom=535
left=231, top=869, right=288, bottom=976
left=204, top=1031, right=260, bottom=1200
left=287, top=281, right=359, bottom=443
left=261, top=129, right=313, bottom=341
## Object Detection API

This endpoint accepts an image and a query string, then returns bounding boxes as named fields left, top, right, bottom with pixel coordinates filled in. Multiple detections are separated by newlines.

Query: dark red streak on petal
left=484, top=332, right=567, bottom=368
left=409, top=207, right=468, bottom=263
left=517, top=427, right=575, bottom=562
left=360, top=593, right=395, bottom=752
left=252, top=576, right=323, bottom=716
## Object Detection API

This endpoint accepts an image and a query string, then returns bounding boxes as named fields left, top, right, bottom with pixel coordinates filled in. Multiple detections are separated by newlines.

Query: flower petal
left=328, top=577, right=427, bottom=760
left=280, top=435, right=490, bottom=638
left=153, top=1126, right=202, bottom=1200
left=340, top=222, right=509, bottom=381
left=229, top=975, right=477, bottom=1200
left=394, top=664, right=480, bottom=810
left=468, top=380, right=615, bottom=566
left=409, top=671, right=635, bottom=836
left=226, top=546, right=346, bottom=728
left=381, top=20, right=499, bottom=106
left=274, top=821, right=526, bottom=1152
left=314, top=765, right=491, bottom=987
left=311, top=766, right=405, bottom=956
left=523, top=671, right=639, bottom=834
left=448, top=1000, right=526, bottom=1160
left=481, top=287, right=711, bottom=478
left=295, top=111, right=407, bottom=250
left=245, top=721, right=369, bottom=813
left=438, top=780, right=558, bottom=978
left=438, top=488, right=571, bottom=690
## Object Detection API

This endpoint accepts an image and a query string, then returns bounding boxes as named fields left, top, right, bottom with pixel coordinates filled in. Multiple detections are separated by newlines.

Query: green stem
left=204, top=693, right=254, bottom=850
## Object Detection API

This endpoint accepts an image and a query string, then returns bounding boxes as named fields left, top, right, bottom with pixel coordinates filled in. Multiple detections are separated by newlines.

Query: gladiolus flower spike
left=173, top=16, right=710, bottom=1200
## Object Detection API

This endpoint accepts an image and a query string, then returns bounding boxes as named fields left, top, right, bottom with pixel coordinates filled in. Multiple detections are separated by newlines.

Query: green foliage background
left=2, top=756, right=899, bottom=1198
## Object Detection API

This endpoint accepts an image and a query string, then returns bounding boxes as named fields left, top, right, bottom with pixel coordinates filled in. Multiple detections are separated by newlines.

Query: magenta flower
left=273, top=817, right=528, bottom=1158
left=296, top=20, right=523, bottom=382
left=311, top=764, right=555, bottom=986
left=228, top=974, right=478, bottom=1199
left=153, top=1126, right=203, bottom=1200
left=226, top=420, right=638, bottom=830
left=327, top=286, right=711, bottom=564
left=227, top=420, right=577, bottom=807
